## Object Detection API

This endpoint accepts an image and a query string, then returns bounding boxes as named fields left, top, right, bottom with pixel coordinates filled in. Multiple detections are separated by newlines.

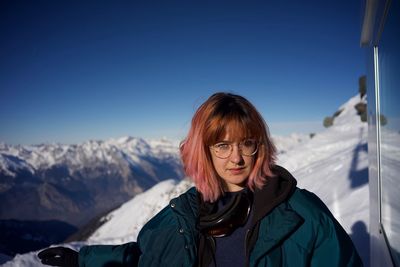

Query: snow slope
left=278, top=94, right=369, bottom=234
left=2, top=94, right=370, bottom=266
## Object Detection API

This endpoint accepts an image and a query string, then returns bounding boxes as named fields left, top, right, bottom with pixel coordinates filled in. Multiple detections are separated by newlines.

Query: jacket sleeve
left=78, top=242, right=141, bottom=267
left=306, top=196, right=364, bottom=267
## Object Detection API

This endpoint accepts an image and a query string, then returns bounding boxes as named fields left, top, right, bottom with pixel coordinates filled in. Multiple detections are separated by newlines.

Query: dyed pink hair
left=180, top=92, right=276, bottom=202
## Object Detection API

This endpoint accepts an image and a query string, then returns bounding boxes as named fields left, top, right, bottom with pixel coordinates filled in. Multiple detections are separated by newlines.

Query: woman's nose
left=229, top=145, right=243, bottom=163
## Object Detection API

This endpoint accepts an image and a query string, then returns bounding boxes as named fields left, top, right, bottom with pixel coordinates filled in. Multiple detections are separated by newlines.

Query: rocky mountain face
left=0, top=137, right=184, bottom=227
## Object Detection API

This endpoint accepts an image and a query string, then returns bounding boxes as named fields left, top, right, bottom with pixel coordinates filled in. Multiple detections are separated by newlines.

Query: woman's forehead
left=217, top=123, right=248, bottom=141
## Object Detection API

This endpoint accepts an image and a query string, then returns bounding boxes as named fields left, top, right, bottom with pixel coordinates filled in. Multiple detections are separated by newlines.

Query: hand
left=38, top=246, right=79, bottom=267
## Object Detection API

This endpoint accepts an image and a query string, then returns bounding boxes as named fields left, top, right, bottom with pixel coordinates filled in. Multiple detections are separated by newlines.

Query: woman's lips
left=228, top=167, right=245, bottom=174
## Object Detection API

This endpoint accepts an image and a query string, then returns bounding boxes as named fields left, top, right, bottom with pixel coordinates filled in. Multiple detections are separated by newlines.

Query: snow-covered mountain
left=0, top=136, right=181, bottom=179
left=272, top=133, right=311, bottom=154
left=0, top=137, right=184, bottom=227
left=2, top=94, right=371, bottom=266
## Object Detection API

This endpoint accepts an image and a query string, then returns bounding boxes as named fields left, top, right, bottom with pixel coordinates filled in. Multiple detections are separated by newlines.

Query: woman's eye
left=243, top=140, right=255, bottom=147
left=215, top=143, right=230, bottom=150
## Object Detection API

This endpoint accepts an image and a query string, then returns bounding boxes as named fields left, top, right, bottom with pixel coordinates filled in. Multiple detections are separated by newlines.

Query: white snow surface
left=272, top=133, right=311, bottom=154
left=2, top=94, right=371, bottom=266
left=87, top=179, right=194, bottom=244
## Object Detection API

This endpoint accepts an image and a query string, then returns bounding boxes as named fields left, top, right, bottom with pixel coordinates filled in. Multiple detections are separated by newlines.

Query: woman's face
left=209, top=132, right=256, bottom=192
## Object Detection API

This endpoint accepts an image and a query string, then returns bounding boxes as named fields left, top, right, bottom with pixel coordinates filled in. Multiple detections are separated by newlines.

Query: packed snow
left=2, top=95, right=372, bottom=266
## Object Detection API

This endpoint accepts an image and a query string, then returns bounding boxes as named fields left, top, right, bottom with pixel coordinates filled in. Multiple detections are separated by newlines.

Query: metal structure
left=361, top=0, right=400, bottom=266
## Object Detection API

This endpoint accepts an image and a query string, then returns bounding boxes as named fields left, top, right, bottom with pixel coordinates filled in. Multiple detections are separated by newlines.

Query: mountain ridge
left=0, top=137, right=184, bottom=227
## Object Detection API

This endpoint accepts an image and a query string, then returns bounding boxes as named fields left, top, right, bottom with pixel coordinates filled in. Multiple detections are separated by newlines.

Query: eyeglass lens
left=212, top=139, right=258, bottom=158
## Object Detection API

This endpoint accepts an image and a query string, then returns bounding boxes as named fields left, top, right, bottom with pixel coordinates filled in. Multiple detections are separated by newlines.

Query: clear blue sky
left=0, top=0, right=365, bottom=145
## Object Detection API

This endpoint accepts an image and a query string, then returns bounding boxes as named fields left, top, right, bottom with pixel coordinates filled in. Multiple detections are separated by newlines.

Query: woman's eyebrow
left=218, top=140, right=242, bottom=144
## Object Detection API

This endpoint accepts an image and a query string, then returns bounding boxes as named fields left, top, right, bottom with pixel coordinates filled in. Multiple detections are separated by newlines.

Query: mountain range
left=0, top=137, right=184, bottom=227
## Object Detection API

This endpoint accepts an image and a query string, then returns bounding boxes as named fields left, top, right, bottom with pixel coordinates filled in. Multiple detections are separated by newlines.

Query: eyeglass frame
left=209, top=139, right=260, bottom=159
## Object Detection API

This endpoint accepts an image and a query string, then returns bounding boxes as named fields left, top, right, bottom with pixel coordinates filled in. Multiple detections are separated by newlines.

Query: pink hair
left=180, top=92, right=276, bottom=202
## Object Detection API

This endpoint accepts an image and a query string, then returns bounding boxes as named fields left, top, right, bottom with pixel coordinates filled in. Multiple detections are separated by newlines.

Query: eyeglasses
left=210, top=139, right=259, bottom=159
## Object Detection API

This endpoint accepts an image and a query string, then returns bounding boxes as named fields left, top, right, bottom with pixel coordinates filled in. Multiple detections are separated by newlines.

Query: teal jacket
left=79, top=166, right=363, bottom=267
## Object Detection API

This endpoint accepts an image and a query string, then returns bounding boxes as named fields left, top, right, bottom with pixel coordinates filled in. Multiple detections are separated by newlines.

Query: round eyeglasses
left=210, top=139, right=259, bottom=159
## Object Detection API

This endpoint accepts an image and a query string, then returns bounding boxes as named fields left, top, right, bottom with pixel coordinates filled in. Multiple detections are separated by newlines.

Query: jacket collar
left=170, top=165, right=298, bottom=227
left=251, top=165, right=297, bottom=225
left=246, top=165, right=303, bottom=260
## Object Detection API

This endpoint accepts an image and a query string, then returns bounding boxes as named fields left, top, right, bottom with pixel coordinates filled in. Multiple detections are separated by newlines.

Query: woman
left=38, top=92, right=363, bottom=266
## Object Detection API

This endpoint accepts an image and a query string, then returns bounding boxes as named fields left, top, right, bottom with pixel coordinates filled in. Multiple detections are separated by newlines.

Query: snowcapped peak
left=0, top=153, right=35, bottom=177
left=0, top=136, right=181, bottom=175
left=331, top=94, right=366, bottom=129
left=114, top=136, right=138, bottom=144
left=106, top=136, right=150, bottom=153
left=83, top=139, right=104, bottom=146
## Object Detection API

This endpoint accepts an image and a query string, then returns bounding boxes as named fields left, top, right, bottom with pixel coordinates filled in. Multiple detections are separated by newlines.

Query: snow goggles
left=200, top=191, right=252, bottom=238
